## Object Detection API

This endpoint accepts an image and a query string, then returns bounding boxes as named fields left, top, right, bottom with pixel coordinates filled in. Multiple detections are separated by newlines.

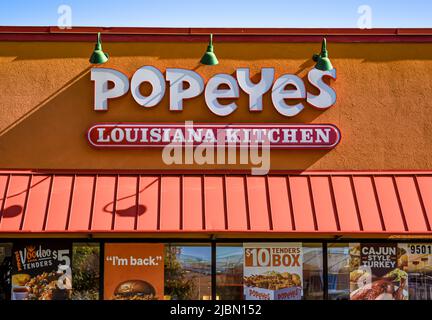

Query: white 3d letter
left=166, top=68, right=204, bottom=111
left=205, top=74, right=239, bottom=116
left=271, top=74, right=306, bottom=117
left=237, top=68, right=274, bottom=111
left=131, top=66, right=166, bottom=107
left=91, top=68, right=129, bottom=111
left=307, top=68, right=337, bottom=109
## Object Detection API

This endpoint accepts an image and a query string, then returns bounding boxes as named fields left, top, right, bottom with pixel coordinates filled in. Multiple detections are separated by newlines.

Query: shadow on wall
left=0, top=68, right=91, bottom=137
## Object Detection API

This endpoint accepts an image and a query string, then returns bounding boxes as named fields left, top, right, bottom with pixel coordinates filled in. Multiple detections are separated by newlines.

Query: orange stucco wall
left=1, top=40, right=432, bottom=170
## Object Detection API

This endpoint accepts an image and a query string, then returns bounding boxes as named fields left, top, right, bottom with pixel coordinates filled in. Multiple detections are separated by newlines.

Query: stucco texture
left=0, top=41, right=432, bottom=170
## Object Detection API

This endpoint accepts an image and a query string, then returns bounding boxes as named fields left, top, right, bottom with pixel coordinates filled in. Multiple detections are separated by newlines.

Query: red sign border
left=87, top=122, right=342, bottom=150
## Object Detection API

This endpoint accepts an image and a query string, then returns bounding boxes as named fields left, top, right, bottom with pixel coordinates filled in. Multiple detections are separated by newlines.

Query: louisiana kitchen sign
left=88, top=64, right=340, bottom=149
left=87, top=123, right=340, bottom=149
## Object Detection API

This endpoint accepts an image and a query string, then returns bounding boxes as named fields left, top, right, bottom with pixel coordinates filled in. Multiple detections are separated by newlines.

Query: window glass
left=399, top=243, right=432, bottom=300
left=164, top=244, right=211, bottom=300
left=216, top=242, right=323, bottom=300
left=216, top=244, right=243, bottom=300
left=302, top=243, right=323, bottom=300
left=0, top=243, right=12, bottom=300
left=72, top=243, right=100, bottom=300
left=327, top=243, right=353, bottom=300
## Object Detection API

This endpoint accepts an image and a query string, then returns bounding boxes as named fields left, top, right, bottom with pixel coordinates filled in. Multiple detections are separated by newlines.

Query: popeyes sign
left=88, top=66, right=340, bottom=149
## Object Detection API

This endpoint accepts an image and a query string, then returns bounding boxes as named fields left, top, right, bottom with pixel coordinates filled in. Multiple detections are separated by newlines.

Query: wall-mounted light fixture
left=200, top=34, right=219, bottom=66
left=313, top=38, right=333, bottom=71
left=89, top=32, right=109, bottom=65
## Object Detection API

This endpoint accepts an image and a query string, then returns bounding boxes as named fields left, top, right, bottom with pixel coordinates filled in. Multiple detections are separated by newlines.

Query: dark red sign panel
left=87, top=123, right=341, bottom=149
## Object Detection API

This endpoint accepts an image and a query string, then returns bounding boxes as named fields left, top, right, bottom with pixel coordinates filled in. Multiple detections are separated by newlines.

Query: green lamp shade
left=313, top=38, right=333, bottom=71
left=315, top=57, right=333, bottom=71
left=89, top=32, right=109, bottom=65
left=89, top=51, right=109, bottom=65
left=200, top=34, right=219, bottom=65
left=200, top=51, right=219, bottom=65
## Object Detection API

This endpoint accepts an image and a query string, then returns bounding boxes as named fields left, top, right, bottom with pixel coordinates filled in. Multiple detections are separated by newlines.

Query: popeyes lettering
left=91, top=67, right=336, bottom=117
left=248, top=289, right=270, bottom=300
left=277, top=288, right=302, bottom=300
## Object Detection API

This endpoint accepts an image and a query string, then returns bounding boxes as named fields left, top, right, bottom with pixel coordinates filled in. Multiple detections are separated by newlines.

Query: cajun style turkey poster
left=349, top=243, right=408, bottom=300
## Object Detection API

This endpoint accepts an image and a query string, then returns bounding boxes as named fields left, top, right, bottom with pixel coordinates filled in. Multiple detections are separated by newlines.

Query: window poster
left=398, top=243, right=432, bottom=300
left=349, top=243, right=408, bottom=300
left=11, top=241, right=72, bottom=300
left=243, top=243, right=303, bottom=300
left=104, top=243, right=164, bottom=300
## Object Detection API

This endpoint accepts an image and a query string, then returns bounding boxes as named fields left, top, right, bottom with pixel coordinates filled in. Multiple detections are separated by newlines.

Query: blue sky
left=0, top=0, right=431, bottom=28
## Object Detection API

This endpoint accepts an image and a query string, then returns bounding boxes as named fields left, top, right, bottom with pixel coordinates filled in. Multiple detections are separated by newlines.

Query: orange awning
left=0, top=171, right=431, bottom=236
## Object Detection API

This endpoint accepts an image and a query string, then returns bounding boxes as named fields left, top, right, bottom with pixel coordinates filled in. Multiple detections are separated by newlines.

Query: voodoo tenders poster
left=104, top=243, right=164, bottom=300
left=11, top=241, right=72, bottom=300
left=243, top=243, right=303, bottom=300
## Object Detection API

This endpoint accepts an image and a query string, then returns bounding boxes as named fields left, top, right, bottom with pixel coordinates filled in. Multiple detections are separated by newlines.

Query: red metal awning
left=0, top=171, right=431, bottom=236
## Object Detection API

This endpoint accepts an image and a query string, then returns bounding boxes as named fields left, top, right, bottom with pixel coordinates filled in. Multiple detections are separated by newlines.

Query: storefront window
left=399, top=243, right=432, bottom=300
left=327, top=243, right=352, bottom=300
left=72, top=243, right=100, bottom=300
left=0, top=243, right=12, bottom=300
left=216, top=242, right=323, bottom=300
left=0, top=240, right=429, bottom=300
left=216, top=244, right=243, bottom=300
left=164, top=244, right=211, bottom=300
left=302, top=243, right=323, bottom=300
